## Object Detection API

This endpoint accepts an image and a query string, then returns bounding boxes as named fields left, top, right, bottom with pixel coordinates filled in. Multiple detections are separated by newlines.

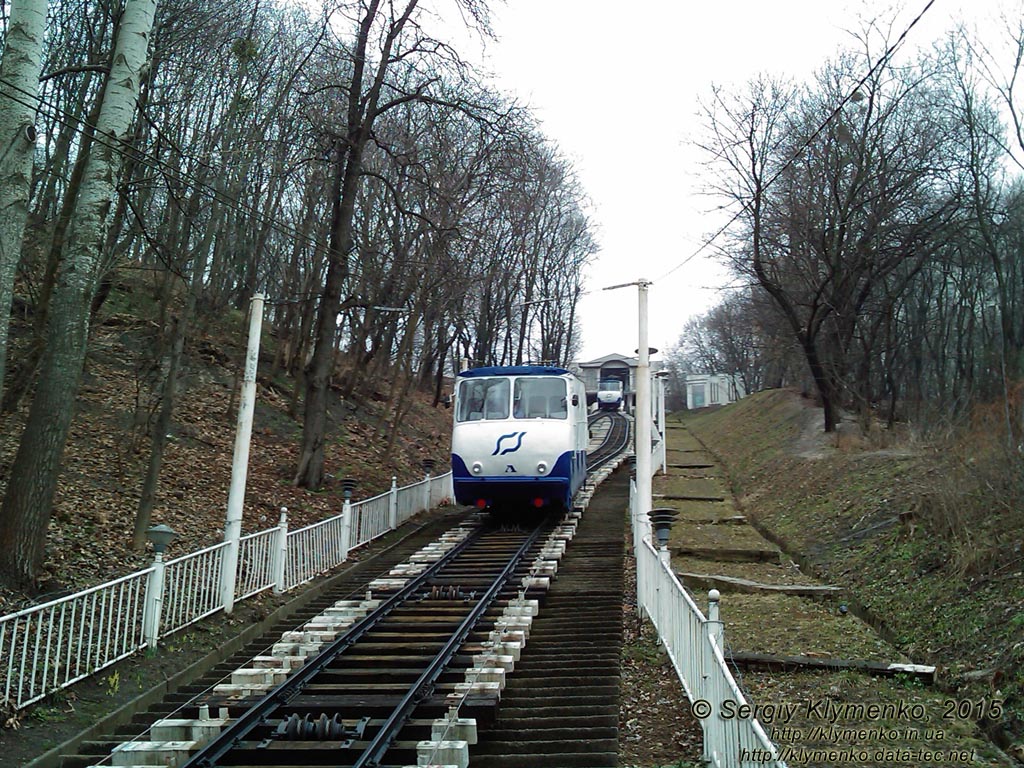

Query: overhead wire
left=654, top=0, right=938, bottom=285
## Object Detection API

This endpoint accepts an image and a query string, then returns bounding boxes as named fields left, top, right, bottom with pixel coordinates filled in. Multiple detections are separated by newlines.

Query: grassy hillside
left=683, top=390, right=1024, bottom=756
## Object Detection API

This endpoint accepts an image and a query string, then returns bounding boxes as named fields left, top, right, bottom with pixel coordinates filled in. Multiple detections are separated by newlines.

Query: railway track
left=57, top=509, right=472, bottom=768
left=178, top=514, right=556, bottom=768
left=587, top=411, right=630, bottom=472
left=52, top=421, right=630, bottom=768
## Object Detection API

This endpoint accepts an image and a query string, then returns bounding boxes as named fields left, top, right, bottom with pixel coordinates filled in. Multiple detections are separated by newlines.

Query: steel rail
left=182, top=522, right=486, bottom=768
left=587, top=412, right=630, bottom=472
left=353, top=521, right=546, bottom=767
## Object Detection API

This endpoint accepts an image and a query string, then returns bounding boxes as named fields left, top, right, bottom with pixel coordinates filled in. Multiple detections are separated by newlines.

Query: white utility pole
left=220, top=293, right=265, bottom=613
left=605, top=279, right=653, bottom=523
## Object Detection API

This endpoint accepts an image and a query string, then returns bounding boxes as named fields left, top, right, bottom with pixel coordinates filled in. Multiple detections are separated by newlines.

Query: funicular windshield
left=513, top=377, right=568, bottom=419
left=456, top=377, right=510, bottom=422
left=599, top=379, right=623, bottom=392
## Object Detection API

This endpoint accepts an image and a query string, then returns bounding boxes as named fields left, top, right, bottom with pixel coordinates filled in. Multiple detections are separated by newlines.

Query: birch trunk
left=0, top=0, right=48, bottom=406
left=0, top=0, right=159, bottom=588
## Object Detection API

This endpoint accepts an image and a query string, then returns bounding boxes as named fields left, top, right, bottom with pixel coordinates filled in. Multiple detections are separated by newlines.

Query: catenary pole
left=604, top=279, right=653, bottom=523
left=635, top=280, right=652, bottom=527
left=220, top=294, right=265, bottom=613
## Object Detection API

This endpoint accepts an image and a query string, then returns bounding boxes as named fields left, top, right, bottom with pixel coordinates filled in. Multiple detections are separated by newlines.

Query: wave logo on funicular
left=492, top=431, right=526, bottom=456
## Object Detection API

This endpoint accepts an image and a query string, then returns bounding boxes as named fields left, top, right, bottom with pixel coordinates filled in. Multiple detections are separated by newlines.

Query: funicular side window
left=456, top=378, right=510, bottom=422
left=513, top=377, right=568, bottom=419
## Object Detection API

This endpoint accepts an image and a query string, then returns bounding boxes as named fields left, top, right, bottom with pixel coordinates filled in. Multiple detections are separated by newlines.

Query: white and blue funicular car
left=451, top=366, right=588, bottom=511
left=596, top=378, right=624, bottom=411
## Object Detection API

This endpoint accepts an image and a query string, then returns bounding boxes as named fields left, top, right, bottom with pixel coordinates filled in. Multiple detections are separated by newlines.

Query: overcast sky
left=454, top=0, right=1008, bottom=363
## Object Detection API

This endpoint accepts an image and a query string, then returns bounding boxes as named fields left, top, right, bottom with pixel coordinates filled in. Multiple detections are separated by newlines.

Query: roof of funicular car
left=457, top=365, right=572, bottom=378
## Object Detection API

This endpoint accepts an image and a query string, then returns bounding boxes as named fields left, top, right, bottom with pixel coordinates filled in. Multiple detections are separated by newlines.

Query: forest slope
left=0, top=282, right=454, bottom=614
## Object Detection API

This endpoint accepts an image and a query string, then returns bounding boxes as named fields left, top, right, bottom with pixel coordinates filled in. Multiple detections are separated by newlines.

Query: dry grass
left=912, top=392, right=1024, bottom=577
left=683, top=389, right=1024, bottom=755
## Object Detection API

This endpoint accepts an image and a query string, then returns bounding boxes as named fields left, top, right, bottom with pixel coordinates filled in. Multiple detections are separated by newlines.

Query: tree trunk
left=294, top=134, right=363, bottom=489
left=294, top=0, right=420, bottom=490
left=0, top=0, right=159, bottom=588
left=132, top=313, right=186, bottom=549
left=2, top=82, right=106, bottom=415
left=800, top=334, right=838, bottom=432
left=0, top=0, right=48, bottom=406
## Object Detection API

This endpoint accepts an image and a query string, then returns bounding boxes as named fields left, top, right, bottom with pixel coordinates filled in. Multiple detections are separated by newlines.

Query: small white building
left=685, top=373, right=745, bottom=409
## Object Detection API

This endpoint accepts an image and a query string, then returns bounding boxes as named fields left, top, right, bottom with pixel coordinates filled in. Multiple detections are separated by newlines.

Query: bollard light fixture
left=647, top=508, right=678, bottom=549
left=341, top=478, right=357, bottom=500
left=422, top=459, right=436, bottom=475
left=146, top=523, right=177, bottom=555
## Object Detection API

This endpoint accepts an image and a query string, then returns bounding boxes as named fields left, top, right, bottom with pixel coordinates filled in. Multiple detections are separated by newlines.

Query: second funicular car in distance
left=596, top=378, right=625, bottom=411
left=451, top=365, right=588, bottom=511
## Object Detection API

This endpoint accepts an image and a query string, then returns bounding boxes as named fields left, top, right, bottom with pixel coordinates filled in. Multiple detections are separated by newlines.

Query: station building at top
left=572, top=353, right=744, bottom=411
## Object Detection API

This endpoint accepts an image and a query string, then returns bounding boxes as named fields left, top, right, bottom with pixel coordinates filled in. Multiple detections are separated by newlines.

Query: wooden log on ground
left=673, top=545, right=780, bottom=563
left=656, top=493, right=727, bottom=502
left=677, top=571, right=842, bottom=597
left=725, top=651, right=936, bottom=683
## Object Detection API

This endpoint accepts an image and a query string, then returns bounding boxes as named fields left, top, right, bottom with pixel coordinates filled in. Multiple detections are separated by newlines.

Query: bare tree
left=701, top=33, right=965, bottom=431
left=293, top=0, right=493, bottom=489
left=0, top=0, right=159, bottom=588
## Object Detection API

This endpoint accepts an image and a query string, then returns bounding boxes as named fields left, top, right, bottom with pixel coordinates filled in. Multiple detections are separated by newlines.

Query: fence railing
left=0, top=471, right=454, bottom=711
left=630, top=477, right=785, bottom=768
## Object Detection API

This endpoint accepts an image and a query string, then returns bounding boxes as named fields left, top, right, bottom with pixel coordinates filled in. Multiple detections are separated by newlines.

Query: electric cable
left=655, top=0, right=938, bottom=284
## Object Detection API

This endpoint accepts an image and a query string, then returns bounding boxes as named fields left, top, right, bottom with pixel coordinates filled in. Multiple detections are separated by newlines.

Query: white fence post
left=707, top=588, right=723, bottom=646
left=389, top=476, right=398, bottom=530
left=142, top=553, right=166, bottom=648
left=703, top=589, right=725, bottom=765
left=421, top=460, right=434, bottom=513
left=272, top=507, right=288, bottom=594
left=340, top=499, right=353, bottom=562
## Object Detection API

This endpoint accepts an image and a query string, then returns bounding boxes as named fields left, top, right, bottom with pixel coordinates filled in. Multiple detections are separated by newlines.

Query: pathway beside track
left=471, top=468, right=627, bottom=767
left=657, top=418, right=1013, bottom=768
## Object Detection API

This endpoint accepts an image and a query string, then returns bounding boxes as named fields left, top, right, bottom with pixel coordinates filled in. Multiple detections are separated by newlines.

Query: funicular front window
left=457, top=378, right=509, bottom=421
left=513, top=378, right=568, bottom=419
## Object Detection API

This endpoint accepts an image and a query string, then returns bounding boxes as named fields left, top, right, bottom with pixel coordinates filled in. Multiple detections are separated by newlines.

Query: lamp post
left=422, top=459, right=435, bottom=511
left=340, top=478, right=356, bottom=561
left=648, top=508, right=677, bottom=566
left=654, top=370, right=669, bottom=474
left=146, top=523, right=177, bottom=554
left=143, top=524, right=177, bottom=647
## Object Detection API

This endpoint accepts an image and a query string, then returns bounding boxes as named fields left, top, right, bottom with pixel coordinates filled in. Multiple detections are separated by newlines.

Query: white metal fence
left=0, top=471, right=453, bottom=711
left=631, top=473, right=785, bottom=768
